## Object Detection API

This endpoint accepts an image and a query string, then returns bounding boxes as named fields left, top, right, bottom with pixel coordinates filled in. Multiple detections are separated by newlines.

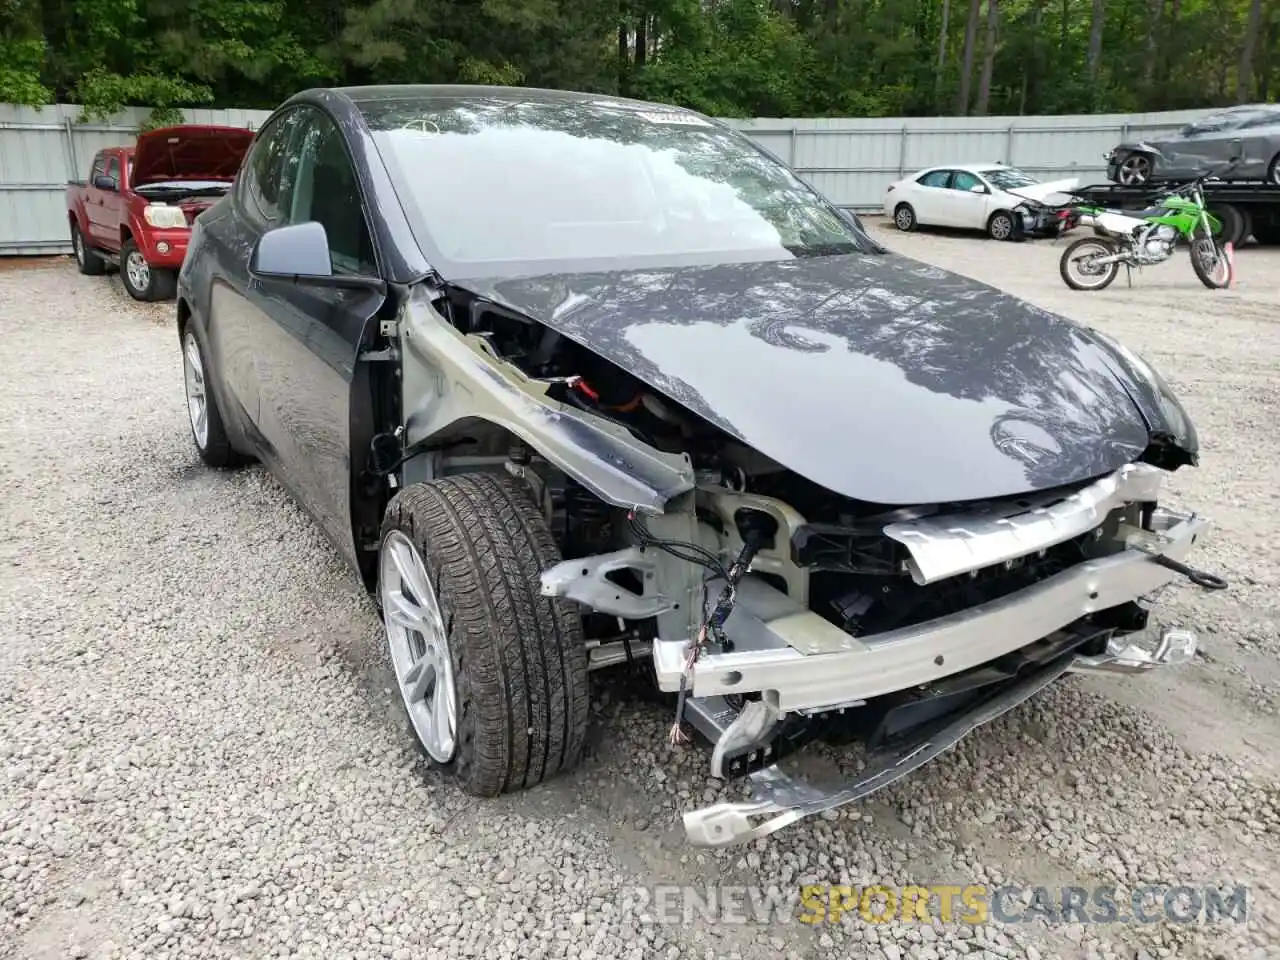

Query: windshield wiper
left=788, top=241, right=868, bottom=258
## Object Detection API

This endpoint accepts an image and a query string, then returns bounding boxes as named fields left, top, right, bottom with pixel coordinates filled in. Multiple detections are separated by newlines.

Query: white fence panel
left=2, top=102, right=1210, bottom=255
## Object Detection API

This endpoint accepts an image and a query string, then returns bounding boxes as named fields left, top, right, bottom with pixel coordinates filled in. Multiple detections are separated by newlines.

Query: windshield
left=980, top=168, right=1039, bottom=190
left=362, top=95, right=879, bottom=278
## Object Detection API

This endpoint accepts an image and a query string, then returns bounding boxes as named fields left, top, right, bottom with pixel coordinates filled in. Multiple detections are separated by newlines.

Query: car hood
left=1006, top=177, right=1079, bottom=203
left=453, top=254, right=1194, bottom=506
left=132, top=125, right=255, bottom=185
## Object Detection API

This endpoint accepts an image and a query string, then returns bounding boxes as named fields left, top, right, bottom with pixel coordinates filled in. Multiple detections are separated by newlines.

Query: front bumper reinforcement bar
left=683, top=626, right=1197, bottom=847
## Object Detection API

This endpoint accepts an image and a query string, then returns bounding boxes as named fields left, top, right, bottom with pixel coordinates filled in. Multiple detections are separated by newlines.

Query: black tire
left=1059, top=237, right=1120, bottom=291
left=1266, top=153, right=1280, bottom=187
left=181, top=324, right=246, bottom=468
left=1251, top=216, right=1280, bottom=245
left=71, top=221, right=105, bottom=276
left=987, top=210, right=1016, bottom=241
left=1209, top=203, right=1250, bottom=248
left=893, top=203, right=917, bottom=232
left=120, top=238, right=177, bottom=302
left=380, top=473, right=589, bottom=797
left=1189, top=237, right=1231, bottom=290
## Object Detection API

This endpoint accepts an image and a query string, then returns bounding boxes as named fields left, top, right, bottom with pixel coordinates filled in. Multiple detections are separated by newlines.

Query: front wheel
left=1189, top=236, right=1231, bottom=289
left=378, top=473, right=590, bottom=797
left=120, top=239, right=177, bottom=302
left=987, top=211, right=1017, bottom=241
left=1060, top=237, right=1121, bottom=291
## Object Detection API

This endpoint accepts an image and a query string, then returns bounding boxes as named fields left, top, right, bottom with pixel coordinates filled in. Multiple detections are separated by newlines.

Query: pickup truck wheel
left=378, top=473, right=589, bottom=796
left=71, top=223, right=105, bottom=276
left=120, top=239, right=176, bottom=301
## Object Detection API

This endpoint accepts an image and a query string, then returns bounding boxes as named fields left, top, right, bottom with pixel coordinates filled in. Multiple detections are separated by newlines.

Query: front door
left=249, top=106, right=385, bottom=568
left=203, top=108, right=308, bottom=433
left=942, top=170, right=992, bottom=231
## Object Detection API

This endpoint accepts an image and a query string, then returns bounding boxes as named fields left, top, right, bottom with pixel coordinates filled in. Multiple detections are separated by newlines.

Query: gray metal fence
left=1, top=102, right=1207, bottom=256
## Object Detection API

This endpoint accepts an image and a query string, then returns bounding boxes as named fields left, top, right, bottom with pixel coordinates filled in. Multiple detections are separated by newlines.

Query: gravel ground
left=2, top=235, right=1278, bottom=960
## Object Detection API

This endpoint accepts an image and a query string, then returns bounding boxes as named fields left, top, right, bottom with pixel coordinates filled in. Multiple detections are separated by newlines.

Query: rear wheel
left=182, top=326, right=245, bottom=468
left=1060, top=237, right=1120, bottom=291
left=1251, top=215, right=1280, bottom=245
left=1117, top=153, right=1153, bottom=186
left=893, top=203, right=917, bottom=232
left=120, top=239, right=177, bottom=302
left=71, top=222, right=105, bottom=276
left=378, top=473, right=590, bottom=797
left=1189, top=236, right=1231, bottom=289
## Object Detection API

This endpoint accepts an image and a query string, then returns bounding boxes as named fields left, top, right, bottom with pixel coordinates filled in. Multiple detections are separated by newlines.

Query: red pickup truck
left=66, top=125, right=254, bottom=301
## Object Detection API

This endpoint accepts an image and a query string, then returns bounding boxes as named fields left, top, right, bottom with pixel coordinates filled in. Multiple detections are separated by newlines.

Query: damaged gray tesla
left=176, top=84, right=1227, bottom=847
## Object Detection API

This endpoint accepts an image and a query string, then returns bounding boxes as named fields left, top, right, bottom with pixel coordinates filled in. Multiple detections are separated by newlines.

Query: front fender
left=398, top=287, right=696, bottom=513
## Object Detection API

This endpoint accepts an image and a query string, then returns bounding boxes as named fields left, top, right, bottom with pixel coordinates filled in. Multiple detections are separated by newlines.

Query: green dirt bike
left=1058, top=162, right=1237, bottom=292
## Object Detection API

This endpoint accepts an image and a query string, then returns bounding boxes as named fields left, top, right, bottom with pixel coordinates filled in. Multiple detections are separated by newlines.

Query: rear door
left=84, top=152, right=111, bottom=245
left=97, top=156, right=127, bottom=251
left=248, top=106, right=385, bottom=566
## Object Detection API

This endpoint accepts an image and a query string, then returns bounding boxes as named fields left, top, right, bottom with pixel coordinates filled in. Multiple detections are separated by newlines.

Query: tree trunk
left=935, top=0, right=951, bottom=105
left=957, top=0, right=982, bottom=114
left=617, top=23, right=628, bottom=92
left=1086, top=0, right=1104, bottom=85
left=1020, top=0, right=1044, bottom=114
left=1142, top=0, right=1164, bottom=91
left=1261, top=16, right=1278, bottom=100
left=1238, top=0, right=1264, bottom=101
left=975, top=0, right=999, bottom=115
left=635, top=16, right=647, bottom=68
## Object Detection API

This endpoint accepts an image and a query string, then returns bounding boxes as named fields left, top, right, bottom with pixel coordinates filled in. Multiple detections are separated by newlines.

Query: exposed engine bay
left=387, top=281, right=1222, bottom=846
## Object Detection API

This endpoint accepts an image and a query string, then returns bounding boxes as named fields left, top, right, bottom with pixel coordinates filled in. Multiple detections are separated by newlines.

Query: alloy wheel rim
left=1119, top=157, right=1149, bottom=185
left=126, top=251, right=150, bottom=292
left=73, top=229, right=84, bottom=265
left=379, top=530, right=458, bottom=764
left=895, top=208, right=912, bottom=230
left=991, top=216, right=1012, bottom=240
left=182, top=331, right=209, bottom=449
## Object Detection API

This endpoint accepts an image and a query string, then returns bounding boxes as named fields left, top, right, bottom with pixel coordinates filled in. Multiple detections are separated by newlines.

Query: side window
left=105, top=157, right=121, bottom=190
left=239, top=110, right=305, bottom=228
left=917, top=169, right=952, bottom=188
left=1240, top=110, right=1280, bottom=130
left=89, top=153, right=107, bottom=181
left=952, top=170, right=981, bottom=192
left=285, top=110, right=377, bottom=275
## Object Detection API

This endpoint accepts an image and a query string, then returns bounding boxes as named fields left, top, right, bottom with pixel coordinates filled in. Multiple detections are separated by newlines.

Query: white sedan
left=882, top=163, right=1079, bottom=240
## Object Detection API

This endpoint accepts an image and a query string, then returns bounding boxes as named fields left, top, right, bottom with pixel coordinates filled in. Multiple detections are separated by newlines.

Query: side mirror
left=969, top=184, right=986, bottom=194
left=94, top=175, right=116, bottom=192
left=251, top=221, right=333, bottom=280
left=249, top=220, right=386, bottom=292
